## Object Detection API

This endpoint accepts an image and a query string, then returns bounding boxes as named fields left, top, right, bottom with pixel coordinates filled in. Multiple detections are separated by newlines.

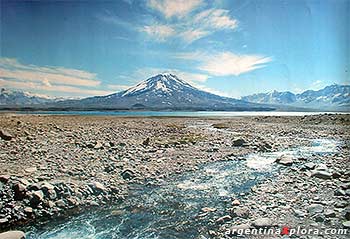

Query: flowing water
left=26, top=139, right=339, bottom=239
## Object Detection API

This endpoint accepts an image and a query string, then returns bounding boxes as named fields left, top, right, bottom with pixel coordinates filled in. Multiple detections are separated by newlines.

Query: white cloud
left=107, top=84, right=131, bottom=91
left=147, top=0, right=202, bottom=18
left=141, top=24, right=176, bottom=41
left=193, top=9, right=237, bottom=30
left=0, top=78, right=113, bottom=97
left=179, top=29, right=209, bottom=43
left=0, top=58, right=100, bottom=87
left=199, top=52, right=272, bottom=76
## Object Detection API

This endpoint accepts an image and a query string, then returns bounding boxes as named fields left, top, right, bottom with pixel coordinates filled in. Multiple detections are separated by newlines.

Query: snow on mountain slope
left=0, top=88, right=56, bottom=105
left=241, top=84, right=350, bottom=110
left=56, top=73, right=273, bottom=111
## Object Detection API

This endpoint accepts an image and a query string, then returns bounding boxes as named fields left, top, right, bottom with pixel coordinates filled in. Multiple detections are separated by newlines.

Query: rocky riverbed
left=0, top=113, right=349, bottom=238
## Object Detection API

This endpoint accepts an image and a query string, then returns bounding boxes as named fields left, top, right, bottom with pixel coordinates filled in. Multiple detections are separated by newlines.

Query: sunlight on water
left=245, top=139, right=339, bottom=170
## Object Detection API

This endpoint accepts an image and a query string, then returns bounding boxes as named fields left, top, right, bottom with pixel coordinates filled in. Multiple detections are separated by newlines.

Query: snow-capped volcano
left=122, top=73, right=195, bottom=97
left=54, top=73, right=272, bottom=111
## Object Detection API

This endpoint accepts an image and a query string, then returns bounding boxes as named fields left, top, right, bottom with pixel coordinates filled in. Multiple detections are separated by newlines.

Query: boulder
left=307, top=204, right=324, bottom=214
left=216, top=215, right=232, bottom=223
left=142, top=138, right=150, bottom=146
left=232, top=138, right=246, bottom=147
left=232, top=207, right=250, bottom=218
left=121, top=169, right=135, bottom=180
left=13, top=183, right=26, bottom=200
left=311, top=170, right=332, bottom=180
left=0, top=231, right=26, bottom=239
left=89, top=182, right=107, bottom=194
left=30, top=190, right=44, bottom=207
left=342, top=221, right=350, bottom=229
left=94, top=141, right=103, bottom=149
left=252, top=218, right=274, bottom=228
left=324, top=209, right=336, bottom=218
left=0, top=130, right=13, bottom=141
left=0, top=175, right=10, bottom=183
left=276, top=155, right=293, bottom=166
left=304, top=162, right=316, bottom=170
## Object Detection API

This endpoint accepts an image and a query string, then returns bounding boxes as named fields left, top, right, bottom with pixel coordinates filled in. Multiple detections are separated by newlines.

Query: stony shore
left=0, top=113, right=349, bottom=238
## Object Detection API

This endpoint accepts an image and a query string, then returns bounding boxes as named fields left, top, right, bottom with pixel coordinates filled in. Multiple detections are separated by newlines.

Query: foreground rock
left=0, top=129, right=12, bottom=140
left=0, top=113, right=349, bottom=237
left=0, top=231, right=25, bottom=239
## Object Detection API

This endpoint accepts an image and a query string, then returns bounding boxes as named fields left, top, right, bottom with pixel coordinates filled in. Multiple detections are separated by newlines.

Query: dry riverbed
left=0, top=114, right=349, bottom=238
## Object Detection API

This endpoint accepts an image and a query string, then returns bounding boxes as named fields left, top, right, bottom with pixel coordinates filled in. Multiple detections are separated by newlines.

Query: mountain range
left=241, top=84, right=350, bottom=110
left=0, top=74, right=349, bottom=111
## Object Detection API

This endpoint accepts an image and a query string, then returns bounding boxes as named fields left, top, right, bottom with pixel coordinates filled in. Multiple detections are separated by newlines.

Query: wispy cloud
left=172, top=51, right=272, bottom=76
left=179, top=29, right=209, bottom=43
left=107, top=84, right=131, bottom=91
left=199, top=52, right=271, bottom=76
left=141, top=24, right=176, bottom=41
left=0, top=79, right=113, bottom=96
left=193, top=9, right=237, bottom=30
left=98, top=1, right=238, bottom=43
left=147, top=0, right=202, bottom=18
left=0, top=58, right=113, bottom=97
left=0, top=58, right=100, bottom=87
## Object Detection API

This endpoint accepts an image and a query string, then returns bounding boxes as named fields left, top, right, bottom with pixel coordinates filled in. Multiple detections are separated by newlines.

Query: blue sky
left=0, top=0, right=349, bottom=98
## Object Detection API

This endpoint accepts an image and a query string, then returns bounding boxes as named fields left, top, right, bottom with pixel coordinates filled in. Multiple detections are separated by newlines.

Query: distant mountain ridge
left=1, top=75, right=349, bottom=111
left=241, top=84, right=350, bottom=110
left=0, top=88, right=55, bottom=106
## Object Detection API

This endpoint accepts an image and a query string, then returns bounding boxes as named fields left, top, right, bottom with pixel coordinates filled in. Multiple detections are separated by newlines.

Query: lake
left=2, top=111, right=347, bottom=117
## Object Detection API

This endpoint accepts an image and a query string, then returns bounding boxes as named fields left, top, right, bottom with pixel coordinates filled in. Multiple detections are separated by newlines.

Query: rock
left=24, top=207, right=33, bottom=214
left=0, top=175, right=10, bottom=183
left=315, top=164, right=328, bottom=171
left=216, top=215, right=232, bottom=223
left=334, top=189, right=346, bottom=196
left=40, top=182, right=55, bottom=191
left=294, top=209, right=307, bottom=217
left=89, top=201, right=99, bottom=206
left=94, top=141, right=103, bottom=149
left=89, top=182, right=107, bottom=194
left=25, top=167, right=37, bottom=173
left=252, top=218, right=274, bottom=228
left=343, top=209, right=350, bottom=220
left=0, top=218, right=9, bottom=224
left=232, top=138, right=246, bottom=147
left=30, top=190, right=44, bottom=207
left=276, top=155, right=293, bottom=166
left=311, top=170, right=332, bottom=180
left=342, top=221, right=350, bottom=228
left=324, top=209, right=336, bottom=218
left=121, top=169, right=135, bottom=180
left=201, top=207, right=216, bottom=213
left=304, top=162, right=316, bottom=170
left=307, top=204, right=324, bottom=214
left=314, top=215, right=325, bottom=222
left=13, top=183, right=26, bottom=200
left=340, top=183, right=350, bottom=190
left=0, top=231, right=25, bottom=239
left=55, top=199, right=66, bottom=208
left=232, top=207, right=250, bottom=218
left=0, top=130, right=13, bottom=140
left=231, top=199, right=240, bottom=206
left=142, top=138, right=150, bottom=146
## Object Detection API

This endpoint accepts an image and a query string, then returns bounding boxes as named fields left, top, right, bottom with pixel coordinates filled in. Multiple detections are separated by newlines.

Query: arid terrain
left=0, top=114, right=349, bottom=238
